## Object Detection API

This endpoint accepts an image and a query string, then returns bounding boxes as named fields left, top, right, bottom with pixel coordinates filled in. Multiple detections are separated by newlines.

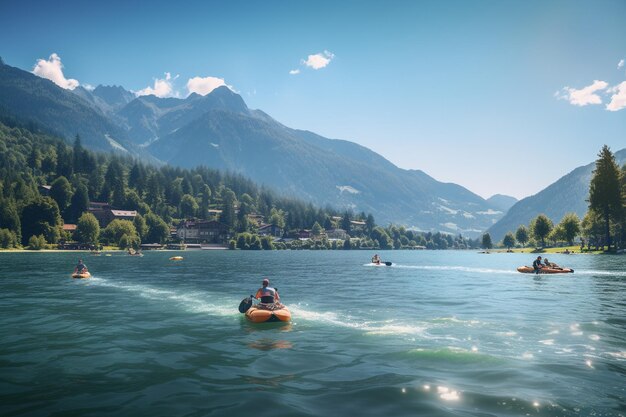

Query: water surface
left=1, top=250, right=624, bottom=416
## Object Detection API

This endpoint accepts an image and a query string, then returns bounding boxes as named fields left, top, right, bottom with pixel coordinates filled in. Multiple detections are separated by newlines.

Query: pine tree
left=588, top=145, right=622, bottom=251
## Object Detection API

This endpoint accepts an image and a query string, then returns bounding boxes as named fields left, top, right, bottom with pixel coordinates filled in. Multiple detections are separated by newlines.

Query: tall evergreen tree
left=55, top=142, right=73, bottom=178
left=200, top=184, right=211, bottom=219
left=49, top=176, right=73, bottom=218
left=72, top=134, right=84, bottom=174
left=220, top=189, right=237, bottom=229
left=588, top=145, right=622, bottom=251
left=67, top=183, right=89, bottom=223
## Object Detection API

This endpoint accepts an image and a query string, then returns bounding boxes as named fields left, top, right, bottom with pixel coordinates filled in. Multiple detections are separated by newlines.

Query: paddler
left=532, top=256, right=543, bottom=274
left=74, top=259, right=88, bottom=274
left=255, top=278, right=280, bottom=304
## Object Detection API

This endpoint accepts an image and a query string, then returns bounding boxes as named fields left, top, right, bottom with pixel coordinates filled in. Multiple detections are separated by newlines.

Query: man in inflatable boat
left=532, top=256, right=543, bottom=274
left=74, top=259, right=88, bottom=274
left=255, top=278, right=280, bottom=304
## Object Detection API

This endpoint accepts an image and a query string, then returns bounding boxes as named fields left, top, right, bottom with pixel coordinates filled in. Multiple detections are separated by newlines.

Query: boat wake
left=394, top=265, right=519, bottom=275
left=88, top=277, right=239, bottom=317
left=574, top=269, right=626, bottom=277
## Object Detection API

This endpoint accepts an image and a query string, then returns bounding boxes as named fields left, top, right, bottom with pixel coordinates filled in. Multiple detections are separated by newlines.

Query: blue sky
left=1, top=0, right=625, bottom=200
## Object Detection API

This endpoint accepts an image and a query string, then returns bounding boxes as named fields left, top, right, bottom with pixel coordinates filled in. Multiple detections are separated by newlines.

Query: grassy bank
left=492, top=245, right=604, bottom=255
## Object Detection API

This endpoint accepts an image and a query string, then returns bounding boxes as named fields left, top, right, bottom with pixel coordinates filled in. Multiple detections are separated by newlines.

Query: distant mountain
left=486, top=194, right=518, bottom=212
left=1, top=59, right=506, bottom=236
left=487, top=149, right=626, bottom=242
left=148, top=106, right=503, bottom=235
left=0, top=61, right=134, bottom=153
left=116, top=87, right=249, bottom=146
left=92, top=85, right=135, bottom=109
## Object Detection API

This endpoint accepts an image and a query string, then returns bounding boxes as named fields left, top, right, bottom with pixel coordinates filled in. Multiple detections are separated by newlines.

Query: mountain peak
left=92, top=84, right=134, bottom=108
left=486, top=194, right=518, bottom=212
left=202, top=86, right=248, bottom=113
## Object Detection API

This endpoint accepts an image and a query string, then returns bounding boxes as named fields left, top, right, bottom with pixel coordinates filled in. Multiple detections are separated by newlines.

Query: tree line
left=482, top=145, right=626, bottom=252
left=0, top=121, right=484, bottom=251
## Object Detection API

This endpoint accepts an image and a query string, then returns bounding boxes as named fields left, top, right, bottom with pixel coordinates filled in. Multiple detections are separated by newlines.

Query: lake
left=1, top=250, right=624, bottom=416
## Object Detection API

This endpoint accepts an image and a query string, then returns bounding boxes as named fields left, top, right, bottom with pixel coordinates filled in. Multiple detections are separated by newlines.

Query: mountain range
left=487, top=148, right=626, bottom=242
left=15, top=58, right=620, bottom=238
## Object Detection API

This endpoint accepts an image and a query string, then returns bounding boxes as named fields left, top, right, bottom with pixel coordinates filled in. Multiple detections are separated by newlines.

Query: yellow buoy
left=170, top=256, right=184, bottom=261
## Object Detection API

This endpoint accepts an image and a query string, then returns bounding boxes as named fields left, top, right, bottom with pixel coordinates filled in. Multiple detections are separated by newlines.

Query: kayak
left=245, top=304, right=291, bottom=323
left=169, top=256, right=184, bottom=261
left=72, top=272, right=91, bottom=279
left=517, top=266, right=574, bottom=274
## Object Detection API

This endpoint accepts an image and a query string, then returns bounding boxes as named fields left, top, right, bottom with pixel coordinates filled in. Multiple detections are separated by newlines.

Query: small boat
left=169, top=256, right=184, bottom=261
left=370, top=261, right=392, bottom=266
left=72, top=272, right=91, bottom=279
left=245, top=304, right=292, bottom=323
left=238, top=296, right=291, bottom=323
left=517, top=266, right=574, bottom=274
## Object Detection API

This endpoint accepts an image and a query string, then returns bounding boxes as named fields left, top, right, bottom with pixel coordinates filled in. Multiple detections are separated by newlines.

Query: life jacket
left=256, top=286, right=277, bottom=303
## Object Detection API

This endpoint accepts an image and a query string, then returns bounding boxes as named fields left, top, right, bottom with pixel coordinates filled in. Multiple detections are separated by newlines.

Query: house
left=257, top=223, right=283, bottom=238
left=110, top=210, right=137, bottom=222
left=325, top=228, right=348, bottom=240
left=298, top=229, right=312, bottom=239
left=88, top=202, right=137, bottom=227
left=247, top=214, right=265, bottom=227
left=38, top=185, right=51, bottom=196
left=176, top=220, right=231, bottom=244
left=62, top=224, right=77, bottom=233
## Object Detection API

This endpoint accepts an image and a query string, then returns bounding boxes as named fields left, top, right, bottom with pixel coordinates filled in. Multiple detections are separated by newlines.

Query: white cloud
left=302, top=50, right=335, bottom=70
left=136, top=72, right=179, bottom=97
left=606, top=81, right=626, bottom=111
left=618, top=59, right=624, bottom=69
left=186, top=76, right=231, bottom=96
left=289, top=69, right=300, bottom=75
left=32, top=53, right=79, bottom=90
left=557, top=80, right=608, bottom=106
left=83, top=83, right=95, bottom=91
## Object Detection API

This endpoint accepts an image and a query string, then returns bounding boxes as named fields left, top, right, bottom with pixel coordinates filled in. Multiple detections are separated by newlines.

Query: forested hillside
left=0, top=121, right=479, bottom=250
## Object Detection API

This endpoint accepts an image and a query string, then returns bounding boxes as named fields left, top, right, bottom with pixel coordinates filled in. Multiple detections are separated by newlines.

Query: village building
left=176, top=220, right=231, bottom=244
left=325, top=228, right=348, bottom=240
left=38, top=185, right=51, bottom=196
left=247, top=214, right=265, bottom=227
left=257, top=223, right=283, bottom=238
left=62, top=223, right=77, bottom=234
left=297, top=229, right=312, bottom=239
left=87, top=202, right=137, bottom=227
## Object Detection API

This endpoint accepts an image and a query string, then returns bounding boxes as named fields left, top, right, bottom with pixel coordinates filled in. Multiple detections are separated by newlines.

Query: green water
left=0, top=250, right=624, bottom=416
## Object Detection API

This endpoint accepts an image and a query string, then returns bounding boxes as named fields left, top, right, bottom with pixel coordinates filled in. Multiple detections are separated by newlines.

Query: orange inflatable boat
left=239, top=296, right=291, bottom=323
left=245, top=304, right=291, bottom=323
left=517, top=266, right=574, bottom=274
left=71, top=272, right=91, bottom=279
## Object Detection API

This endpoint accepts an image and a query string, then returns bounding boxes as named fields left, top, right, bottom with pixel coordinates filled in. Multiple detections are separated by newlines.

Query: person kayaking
left=532, top=256, right=543, bottom=274
left=372, top=254, right=381, bottom=265
left=255, top=278, right=280, bottom=304
left=74, top=259, right=88, bottom=274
